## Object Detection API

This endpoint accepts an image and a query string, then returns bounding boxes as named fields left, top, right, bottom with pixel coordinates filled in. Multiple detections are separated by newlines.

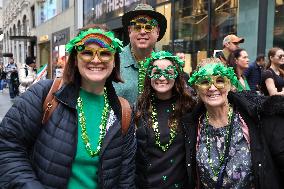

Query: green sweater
left=68, top=89, right=104, bottom=189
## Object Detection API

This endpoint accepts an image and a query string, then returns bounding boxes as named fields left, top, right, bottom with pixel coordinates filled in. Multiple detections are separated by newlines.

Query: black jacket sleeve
left=0, top=80, right=52, bottom=189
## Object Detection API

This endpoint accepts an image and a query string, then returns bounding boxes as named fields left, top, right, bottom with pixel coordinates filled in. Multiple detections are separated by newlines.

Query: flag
left=33, top=64, right=47, bottom=84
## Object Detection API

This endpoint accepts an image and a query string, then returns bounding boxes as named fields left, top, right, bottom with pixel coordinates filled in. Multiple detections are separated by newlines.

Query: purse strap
left=42, top=78, right=63, bottom=125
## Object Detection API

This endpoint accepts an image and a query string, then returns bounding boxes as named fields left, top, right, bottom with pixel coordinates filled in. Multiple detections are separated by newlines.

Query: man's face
left=225, top=41, right=240, bottom=52
left=128, top=16, right=159, bottom=50
left=9, top=58, right=14, bottom=64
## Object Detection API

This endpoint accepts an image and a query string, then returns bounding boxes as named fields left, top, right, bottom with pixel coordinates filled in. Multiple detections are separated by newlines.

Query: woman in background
left=227, top=48, right=250, bottom=91
left=261, top=47, right=284, bottom=96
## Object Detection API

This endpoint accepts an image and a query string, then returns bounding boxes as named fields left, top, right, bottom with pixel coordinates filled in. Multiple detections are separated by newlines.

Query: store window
left=155, top=3, right=172, bottom=52
left=274, top=0, right=284, bottom=48
left=62, top=0, right=69, bottom=11
left=83, top=0, right=95, bottom=26
left=175, top=0, right=238, bottom=71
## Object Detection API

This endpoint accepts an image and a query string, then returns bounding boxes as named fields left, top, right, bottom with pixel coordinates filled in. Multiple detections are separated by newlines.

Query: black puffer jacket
left=182, top=91, right=284, bottom=189
left=0, top=79, right=136, bottom=189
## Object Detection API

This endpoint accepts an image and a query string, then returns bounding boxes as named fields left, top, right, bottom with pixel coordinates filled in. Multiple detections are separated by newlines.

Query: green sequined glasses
left=148, top=65, right=178, bottom=79
left=130, top=21, right=155, bottom=33
left=77, top=46, right=115, bottom=63
left=195, top=75, right=230, bottom=90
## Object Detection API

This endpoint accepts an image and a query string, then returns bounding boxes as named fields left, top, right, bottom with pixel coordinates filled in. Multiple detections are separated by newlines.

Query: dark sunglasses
left=277, top=55, right=284, bottom=59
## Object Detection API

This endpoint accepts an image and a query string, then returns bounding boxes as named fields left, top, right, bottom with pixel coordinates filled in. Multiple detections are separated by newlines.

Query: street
left=0, top=87, right=13, bottom=122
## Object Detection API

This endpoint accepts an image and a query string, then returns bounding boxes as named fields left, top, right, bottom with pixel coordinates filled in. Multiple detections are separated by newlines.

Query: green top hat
left=122, top=4, right=167, bottom=41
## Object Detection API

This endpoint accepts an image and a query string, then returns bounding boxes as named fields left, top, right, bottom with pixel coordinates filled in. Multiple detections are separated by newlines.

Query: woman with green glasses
left=0, top=25, right=136, bottom=189
left=135, top=51, right=195, bottom=188
left=184, top=58, right=284, bottom=189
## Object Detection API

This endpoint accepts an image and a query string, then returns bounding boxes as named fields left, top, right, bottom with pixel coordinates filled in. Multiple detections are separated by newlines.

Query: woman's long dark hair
left=63, top=24, right=123, bottom=84
left=135, top=60, right=195, bottom=129
left=227, top=48, right=245, bottom=78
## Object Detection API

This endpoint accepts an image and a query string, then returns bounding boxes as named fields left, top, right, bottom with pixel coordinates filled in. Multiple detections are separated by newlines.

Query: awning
left=9, top=36, right=37, bottom=42
left=2, top=53, right=13, bottom=57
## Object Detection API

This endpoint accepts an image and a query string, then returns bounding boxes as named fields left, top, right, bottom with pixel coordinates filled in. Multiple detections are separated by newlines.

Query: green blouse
left=67, top=89, right=105, bottom=189
left=236, top=77, right=251, bottom=92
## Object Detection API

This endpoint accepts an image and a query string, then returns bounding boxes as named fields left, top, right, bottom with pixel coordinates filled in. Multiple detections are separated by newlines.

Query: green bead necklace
left=150, top=96, right=177, bottom=152
left=205, top=104, right=233, bottom=177
left=138, top=61, right=146, bottom=94
left=77, top=88, right=110, bottom=157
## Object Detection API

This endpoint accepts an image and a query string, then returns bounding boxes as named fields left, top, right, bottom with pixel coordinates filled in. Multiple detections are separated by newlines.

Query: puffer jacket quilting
left=0, top=79, right=136, bottom=189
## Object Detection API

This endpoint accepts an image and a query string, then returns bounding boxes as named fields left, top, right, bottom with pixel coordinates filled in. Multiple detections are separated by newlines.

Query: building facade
left=77, top=0, right=284, bottom=73
left=2, top=0, right=34, bottom=67
left=35, top=0, right=74, bottom=78
left=2, top=0, right=75, bottom=79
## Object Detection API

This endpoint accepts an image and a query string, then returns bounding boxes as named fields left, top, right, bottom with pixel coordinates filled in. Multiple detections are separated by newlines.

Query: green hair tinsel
left=188, top=63, right=239, bottom=87
left=143, top=51, right=185, bottom=71
left=66, top=28, right=123, bottom=53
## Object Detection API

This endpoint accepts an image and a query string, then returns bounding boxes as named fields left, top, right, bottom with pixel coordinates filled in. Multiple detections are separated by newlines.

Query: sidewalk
left=0, top=88, right=13, bottom=122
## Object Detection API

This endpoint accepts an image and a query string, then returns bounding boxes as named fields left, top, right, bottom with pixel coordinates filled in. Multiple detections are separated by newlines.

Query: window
left=62, top=0, right=69, bottom=11
left=274, top=0, right=284, bottom=48
left=31, top=5, right=36, bottom=28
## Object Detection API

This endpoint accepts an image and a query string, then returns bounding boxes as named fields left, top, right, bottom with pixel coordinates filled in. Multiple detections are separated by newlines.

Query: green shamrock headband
left=143, top=51, right=185, bottom=71
left=66, top=28, right=123, bottom=53
left=188, top=62, right=239, bottom=87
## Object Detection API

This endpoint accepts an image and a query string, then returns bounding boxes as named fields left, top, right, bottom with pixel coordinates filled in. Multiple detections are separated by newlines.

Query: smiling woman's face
left=196, top=75, right=231, bottom=108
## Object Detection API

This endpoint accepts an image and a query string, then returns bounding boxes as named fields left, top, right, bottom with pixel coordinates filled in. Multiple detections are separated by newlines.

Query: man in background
left=215, top=34, right=244, bottom=64
left=244, top=54, right=265, bottom=93
left=4, top=57, right=19, bottom=99
left=18, top=56, right=37, bottom=94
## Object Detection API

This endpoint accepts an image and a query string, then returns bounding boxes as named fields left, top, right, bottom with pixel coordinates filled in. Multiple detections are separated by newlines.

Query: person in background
left=4, top=57, right=19, bottom=99
left=261, top=47, right=284, bottom=96
left=18, top=56, right=37, bottom=94
left=135, top=51, right=195, bottom=188
left=185, top=58, right=284, bottom=189
left=113, top=4, right=167, bottom=105
left=243, top=54, right=265, bottom=93
left=215, top=34, right=244, bottom=64
left=0, top=64, right=6, bottom=93
left=227, top=48, right=250, bottom=91
left=0, top=25, right=136, bottom=189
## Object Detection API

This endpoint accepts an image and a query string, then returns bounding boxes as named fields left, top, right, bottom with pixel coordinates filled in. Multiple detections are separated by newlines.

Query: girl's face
left=236, top=50, right=249, bottom=70
left=77, top=43, right=115, bottom=89
left=150, top=59, right=176, bottom=100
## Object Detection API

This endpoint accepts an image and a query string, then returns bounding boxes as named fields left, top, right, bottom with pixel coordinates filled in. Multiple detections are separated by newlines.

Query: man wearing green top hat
left=113, top=3, right=167, bottom=105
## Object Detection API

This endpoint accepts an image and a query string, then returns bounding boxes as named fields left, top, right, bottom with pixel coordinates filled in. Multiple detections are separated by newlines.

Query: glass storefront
left=274, top=0, right=284, bottom=47
left=52, top=28, right=70, bottom=78
left=81, top=0, right=284, bottom=73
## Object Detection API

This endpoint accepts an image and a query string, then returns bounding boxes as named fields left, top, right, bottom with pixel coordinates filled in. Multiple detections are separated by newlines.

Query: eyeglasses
left=77, top=47, right=115, bottom=63
left=195, top=75, right=229, bottom=90
left=148, top=65, right=178, bottom=79
left=130, top=22, right=155, bottom=33
left=277, top=54, right=284, bottom=59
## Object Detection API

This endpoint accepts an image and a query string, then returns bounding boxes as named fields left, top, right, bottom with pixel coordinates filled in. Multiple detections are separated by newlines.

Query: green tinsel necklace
left=205, top=104, right=233, bottom=177
left=131, top=48, right=148, bottom=94
left=77, top=88, right=110, bottom=157
left=150, top=96, right=178, bottom=152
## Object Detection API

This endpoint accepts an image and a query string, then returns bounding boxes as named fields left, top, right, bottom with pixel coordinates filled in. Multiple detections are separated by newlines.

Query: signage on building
left=94, top=0, right=140, bottom=19
left=39, top=35, right=49, bottom=42
left=52, top=28, right=70, bottom=48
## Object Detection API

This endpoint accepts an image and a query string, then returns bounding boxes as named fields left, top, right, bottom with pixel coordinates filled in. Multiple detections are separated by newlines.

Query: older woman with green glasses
left=183, top=58, right=284, bottom=189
